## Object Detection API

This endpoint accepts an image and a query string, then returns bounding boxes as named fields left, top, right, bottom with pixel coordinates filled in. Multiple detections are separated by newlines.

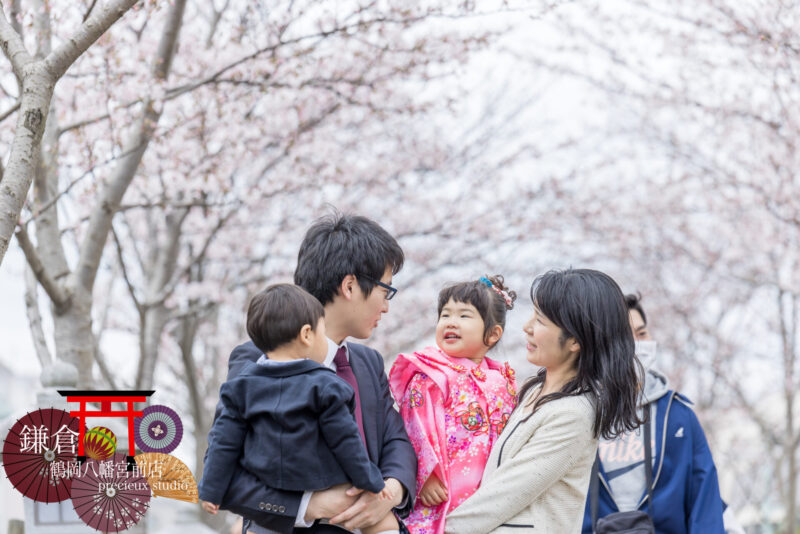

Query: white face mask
left=634, top=340, right=658, bottom=370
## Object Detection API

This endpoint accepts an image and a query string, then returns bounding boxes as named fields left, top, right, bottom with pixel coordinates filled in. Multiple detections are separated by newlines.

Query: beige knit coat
left=445, top=388, right=598, bottom=533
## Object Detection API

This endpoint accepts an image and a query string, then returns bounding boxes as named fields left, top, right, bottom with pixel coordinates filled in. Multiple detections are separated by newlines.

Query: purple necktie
left=333, top=346, right=366, bottom=445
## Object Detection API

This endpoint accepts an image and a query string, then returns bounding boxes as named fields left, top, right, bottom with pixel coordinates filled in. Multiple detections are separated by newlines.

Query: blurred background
left=0, top=0, right=797, bottom=532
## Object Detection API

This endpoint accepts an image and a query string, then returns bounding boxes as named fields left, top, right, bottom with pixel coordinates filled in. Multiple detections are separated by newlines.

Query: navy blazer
left=199, top=359, right=385, bottom=502
left=204, top=341, right=417, bottom=534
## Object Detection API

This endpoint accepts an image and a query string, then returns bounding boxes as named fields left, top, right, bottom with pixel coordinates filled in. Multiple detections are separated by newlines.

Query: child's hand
left=201, top=500, right=220, bottom=515
left=418, top=473, right=448, bottom=507
left=376, top=485, right=394, bottom=501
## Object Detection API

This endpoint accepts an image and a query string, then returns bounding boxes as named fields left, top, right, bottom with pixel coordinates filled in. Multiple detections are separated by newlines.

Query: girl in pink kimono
left=389, top=276, right=518, bottom=534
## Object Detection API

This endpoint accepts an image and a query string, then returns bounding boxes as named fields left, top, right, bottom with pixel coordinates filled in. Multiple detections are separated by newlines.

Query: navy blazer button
left=258, top=502, right=266, bottom=510
left=279, top=506, right=285, bottom=513
left=266, top=504, right=273, bottom=511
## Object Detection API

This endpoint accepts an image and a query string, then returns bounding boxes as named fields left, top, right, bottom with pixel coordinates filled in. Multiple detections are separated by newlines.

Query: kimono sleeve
left=398, top=372, right=449, bottom=494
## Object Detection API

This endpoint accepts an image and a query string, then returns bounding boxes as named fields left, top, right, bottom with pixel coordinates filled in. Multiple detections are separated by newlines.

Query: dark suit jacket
left=199, top=359, right=385, bottom=501
left=204, top=341, right=417, bottom=533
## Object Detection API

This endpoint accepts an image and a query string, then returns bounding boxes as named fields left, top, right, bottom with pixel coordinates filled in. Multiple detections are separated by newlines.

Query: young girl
left=389, top=275, right=518, bottom=534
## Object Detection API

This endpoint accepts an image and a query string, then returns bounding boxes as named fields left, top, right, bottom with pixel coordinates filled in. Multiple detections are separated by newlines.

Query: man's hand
left=329, top=478, right=404, bottom=530
left=304, top=483, right=359, bottom=523
left=419, top=473, right=448, bottom=508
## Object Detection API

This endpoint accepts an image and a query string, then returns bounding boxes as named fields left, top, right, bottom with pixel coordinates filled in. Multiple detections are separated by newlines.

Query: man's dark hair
left=625, top=292, right=647, bottom=325
left=294, top=212, right=404, bottom=305
left=246, top=284, right=324, bottom=353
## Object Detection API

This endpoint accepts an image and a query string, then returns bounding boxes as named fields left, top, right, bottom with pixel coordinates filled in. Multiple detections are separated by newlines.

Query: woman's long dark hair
left=516, top=268, right=643, bottom=439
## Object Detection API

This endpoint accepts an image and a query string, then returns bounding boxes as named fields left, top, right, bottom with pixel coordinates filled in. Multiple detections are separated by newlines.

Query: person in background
left=581, top=292, right=737, bottom=534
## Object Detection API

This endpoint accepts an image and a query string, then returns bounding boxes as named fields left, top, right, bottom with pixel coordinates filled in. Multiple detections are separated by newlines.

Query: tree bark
left=24, top=265, right=52, bottom=368
left=779, top=289, right=797, bottom=534
left=177, top=311, right=226, bottom=531
left=0, top=62, right=55, bottom=268
left=52, top=288, right=96, bottom=387
left=0, top=0, right=141, bottom=268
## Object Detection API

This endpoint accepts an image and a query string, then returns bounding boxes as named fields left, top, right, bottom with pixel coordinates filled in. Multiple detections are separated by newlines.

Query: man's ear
left=298, top=324, right=313, bottom=347
left=338, top=274, right=358, bottom=302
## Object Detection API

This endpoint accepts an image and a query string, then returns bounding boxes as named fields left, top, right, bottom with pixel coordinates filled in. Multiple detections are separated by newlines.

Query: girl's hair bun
left=487, top=274, right=516, bottom=310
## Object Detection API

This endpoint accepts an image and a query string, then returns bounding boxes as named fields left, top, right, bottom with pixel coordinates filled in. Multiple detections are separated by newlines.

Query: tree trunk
left=52, top=288, right=95, bottom=387
left=177, top=313, right=227, bottom=530
left=0, top=63, right=54, bottom=264
left=136, top=303, right=169, bottom=390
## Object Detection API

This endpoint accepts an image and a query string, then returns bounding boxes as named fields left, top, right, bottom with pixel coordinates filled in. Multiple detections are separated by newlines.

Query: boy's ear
left=337, top=274, right=358, bottom=301
left=486, top=325, right=503, bottom=347
left=298, top=324, right=313, bottom=347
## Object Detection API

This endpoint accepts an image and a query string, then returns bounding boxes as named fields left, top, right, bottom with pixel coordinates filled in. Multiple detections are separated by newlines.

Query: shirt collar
left=324, top=337, right=348, bottom=370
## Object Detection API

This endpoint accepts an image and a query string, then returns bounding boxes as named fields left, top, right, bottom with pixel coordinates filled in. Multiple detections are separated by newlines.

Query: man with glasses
left=205, top=212, right=416, bottom=534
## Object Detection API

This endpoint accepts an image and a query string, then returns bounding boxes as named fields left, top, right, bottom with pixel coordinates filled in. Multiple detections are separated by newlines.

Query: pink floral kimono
left=389, top=346, right=517, bottom=534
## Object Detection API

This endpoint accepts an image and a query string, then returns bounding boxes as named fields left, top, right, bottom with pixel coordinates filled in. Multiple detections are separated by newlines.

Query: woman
left=445, top=268, right=642, bottom=533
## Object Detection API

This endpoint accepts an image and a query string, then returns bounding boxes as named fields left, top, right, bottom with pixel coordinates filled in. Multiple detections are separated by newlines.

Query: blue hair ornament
left=479, top=276, right=493, bottom=288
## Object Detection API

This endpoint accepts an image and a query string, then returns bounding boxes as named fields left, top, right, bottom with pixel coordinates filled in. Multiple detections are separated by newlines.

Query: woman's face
left=523, top=305, right=579, bottom=371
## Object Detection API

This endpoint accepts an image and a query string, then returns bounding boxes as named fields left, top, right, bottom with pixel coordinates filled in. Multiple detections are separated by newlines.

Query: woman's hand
left=419, top=473, right=448, bottom=507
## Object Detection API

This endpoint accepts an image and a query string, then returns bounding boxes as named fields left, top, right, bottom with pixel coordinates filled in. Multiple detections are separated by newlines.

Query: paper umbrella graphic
left=70, top=452, right=151, bottom=532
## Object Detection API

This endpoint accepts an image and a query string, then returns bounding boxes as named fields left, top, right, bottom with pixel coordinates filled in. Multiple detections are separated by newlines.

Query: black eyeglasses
left=361, top=276, right=397, bottom=300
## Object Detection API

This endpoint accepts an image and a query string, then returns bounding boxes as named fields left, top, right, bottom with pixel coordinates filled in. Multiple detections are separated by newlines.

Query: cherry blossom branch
left=15, top=225, right=71, bottom=311
left=111, top=224, right=143, bottom=313
left=24, top=265, right=53, bottom=368
left=0, top=100, right=19, bottom=123
left=0, top=2, right=33, bottom=79
left=43, top=0, right=140, bottom=79
left=83, top=0, right=100, bottom=23
left=77, top=0, right=187, bottom=292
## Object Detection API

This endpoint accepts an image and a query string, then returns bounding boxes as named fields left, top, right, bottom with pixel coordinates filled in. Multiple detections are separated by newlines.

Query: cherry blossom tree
left=9, top=0, right=796, bottom=530
left=5, top=1, right=546, bottom=527
left=508, top=1, right=800, bottom=529
left=0, top=0, right=143, bottom=266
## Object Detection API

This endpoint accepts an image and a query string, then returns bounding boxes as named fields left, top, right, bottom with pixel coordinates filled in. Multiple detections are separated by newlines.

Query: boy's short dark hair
left=294, top=211, right=404, bottom=305
left=246, top=284, right=324, bottom=353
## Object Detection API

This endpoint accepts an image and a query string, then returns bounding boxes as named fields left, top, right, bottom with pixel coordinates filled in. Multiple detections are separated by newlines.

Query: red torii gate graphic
left=58, top=390, right=155, bottom=470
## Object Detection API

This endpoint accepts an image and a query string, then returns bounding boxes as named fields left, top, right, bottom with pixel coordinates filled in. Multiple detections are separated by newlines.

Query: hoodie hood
left=641, top=368, right=670, bottom=406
